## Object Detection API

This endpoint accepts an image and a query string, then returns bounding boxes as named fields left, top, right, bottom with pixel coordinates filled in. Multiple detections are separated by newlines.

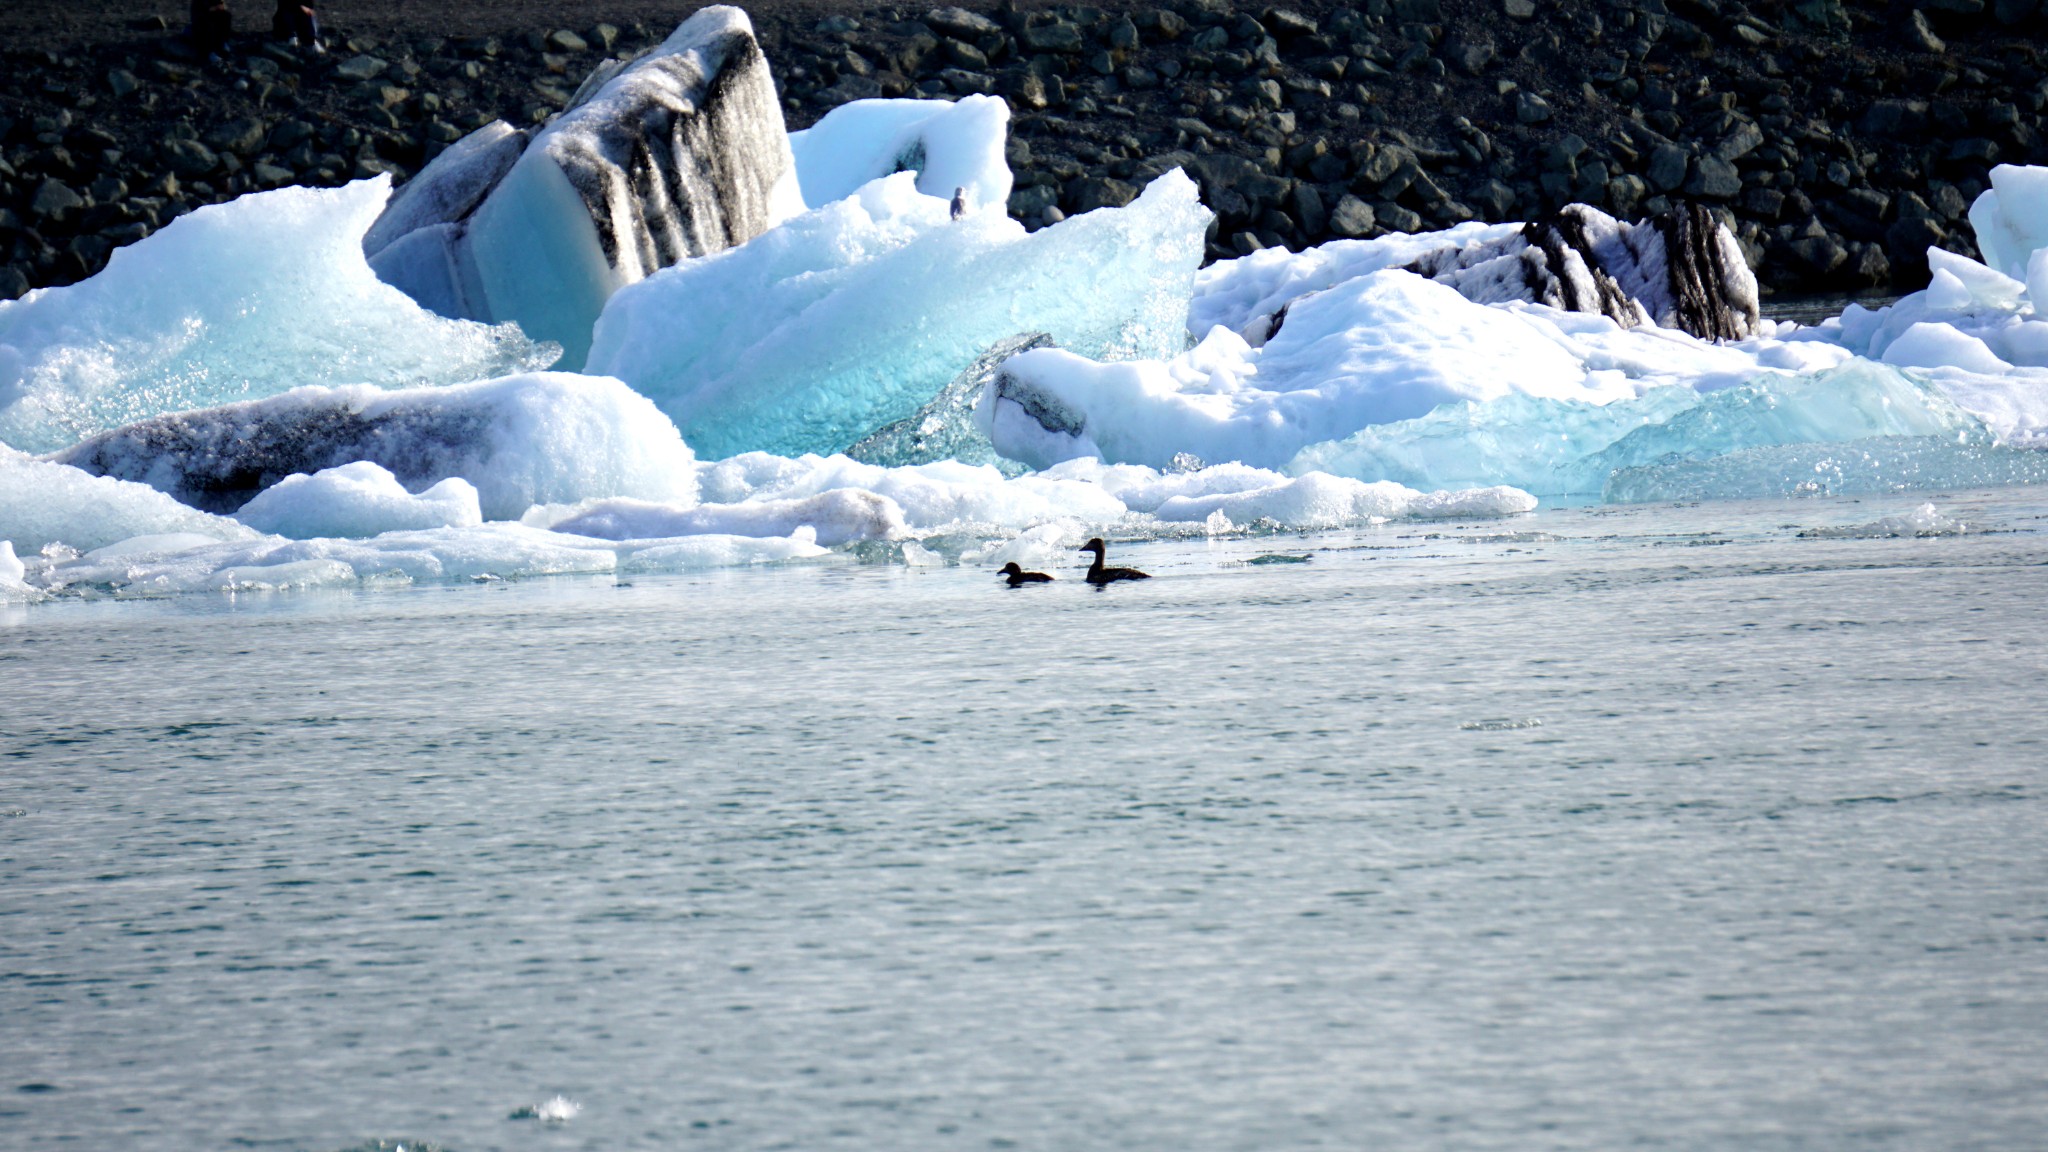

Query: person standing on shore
left=273, top=0, right=326, bottom=53
left=190, top=0, right=233, bottom=59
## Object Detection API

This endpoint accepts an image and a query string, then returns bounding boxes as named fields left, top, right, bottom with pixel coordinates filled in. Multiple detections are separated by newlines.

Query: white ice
left=587, top=168, right=1209, bottom=459
left=538, top=489, right=910, bottom=547
left=788, top=95, right=1013, bottom=213
left=0, top=178, right=551, bottom=453
left=0, top=446, right=259, bottom=552
left=1968, top=164, right=2048, bottom=280
left=234, top=462, right=484, bottom=539
left=54, top=372, right=700, bottom=521
left=980, top=268, right=1801, bottom=472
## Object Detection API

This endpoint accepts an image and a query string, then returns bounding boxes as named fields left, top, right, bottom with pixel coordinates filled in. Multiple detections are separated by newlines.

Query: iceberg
left=981, top=269, right=1635, bottom=472
left=432, top=6, right=803, bottom=366
left=0, top=179, right=551, bottom=454
left=1290, top=362, right=1989, bottom=496
left=1405, top=203, right=1760, bottom=341
left=788, top=95, right=1014, bottom=213
left=233, top=462, right=485, bottom=539
left=361, top=121, right=529, bottom=262
left=586, top=168, right=1210, bottom=459
left=1191, top=203, right=1758, bottom=346
left=53, top=372, right=698, bottom=520
left=1967, top=164, right=2048, bottom=281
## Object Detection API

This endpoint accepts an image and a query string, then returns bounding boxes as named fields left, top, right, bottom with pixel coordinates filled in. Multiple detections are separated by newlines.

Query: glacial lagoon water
left=4, top=487, right=2047, bottom=1152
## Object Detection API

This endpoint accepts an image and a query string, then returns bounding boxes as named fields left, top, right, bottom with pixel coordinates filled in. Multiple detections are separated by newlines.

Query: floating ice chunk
left=1287, top=388, right=1703, bottom=494
left=588, top=169, right=1208, bottom=459
left=457, top=6, right=804, bottom=366
left=788, top=95, right=1013, bottom=213
left=618, top=528, right=829, bottom=572
left=698, top=451, right=1129, bottom=531
left=1189, top=221, right=1519, bottom=338
left=1587, top=361, right=1983, bottom=475
left=234, top=462, right=485, bottom=539
left=1407, top=203, right=1759, bottom=341
left=1289, top=362, right=1993, bottom=496
left=55, top=372, right=697, bottom=520
left=982, top=269, right=1620, bottom=471
left=544, top=489, right=908, bottom=546
left=0, top=540, right=36, bottom=602
left=0, top=447, right=258, bottom=552
left=32, top=523, right=621, bottom=596
left=0, top=179, right=551, bottom=453
left=1967, top=164, right=2048, bottom=280
left=1922, top=248, right=2027, bottom=315
left=1880, top=322, right=2015, bottom=375
left=1798, top=502, right=1977, bottom=539
left=1150, top=471, right=1534, bottom=528
left=1194, top=203, right=1759, bottom=345
left=1604, top=437, right=2048, bottom=503
left=362, top=120, right=529, bottom=261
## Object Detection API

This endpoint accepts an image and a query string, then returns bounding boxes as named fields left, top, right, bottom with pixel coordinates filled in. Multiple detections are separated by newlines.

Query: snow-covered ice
left=788, top=95, right=1013, bottom=213
left=233, top=462, right=485, bottom=539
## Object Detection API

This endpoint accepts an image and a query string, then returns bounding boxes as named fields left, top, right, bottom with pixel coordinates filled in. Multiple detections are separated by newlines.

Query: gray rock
left=1859, top=99, right=1930, bottom=137
left=0, top=265, right=29, bottom=301
left=546, top=29, right=589, bottom=53
left=1445, top=41, right=1494, bottom=76
left=924, top=7, right=1002, bottom=39
left=1516, top=91, right=1554, bottom=124
left=1904, top=10, right=1945, bottom=53
left=1504, top=0, right=1537, bottom=16
left=204, top=117, right=269, bottom=157
left=1020, top=21, right=1085, bottom=53
left=1329, top=193, right=1376, bottom=236
left=1714, top=121, right=1764, bottom=162
left=1684, top=155, right=1742, bottom=198
left=1376, top=202, right=1424, bottom=232
left=334, top=55, right=390, bottom=82
left=1647, top=144, right=1690, bottom=192
left=30, top=179, right=83, bottom=221
left=1070, top=176, right=1139, bottom=212
left=107, top=69, right=143, bottom=99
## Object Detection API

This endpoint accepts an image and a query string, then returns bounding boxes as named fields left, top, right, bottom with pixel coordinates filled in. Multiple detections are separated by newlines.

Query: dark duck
left=1079, top=538, right=1150, bottom=584
left=999, top=562, right=1053, bottom=586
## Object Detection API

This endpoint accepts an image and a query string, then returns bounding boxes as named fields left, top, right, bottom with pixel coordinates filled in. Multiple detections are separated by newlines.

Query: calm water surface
left=4, top=489, right=2047, bottom=1151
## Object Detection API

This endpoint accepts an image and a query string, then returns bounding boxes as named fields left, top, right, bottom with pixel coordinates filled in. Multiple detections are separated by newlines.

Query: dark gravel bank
left=0, top=0, right=2042, bottom=301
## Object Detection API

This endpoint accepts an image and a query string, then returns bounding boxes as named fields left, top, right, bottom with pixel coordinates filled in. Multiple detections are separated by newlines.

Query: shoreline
left=0, top=0, right=2041, bottom=297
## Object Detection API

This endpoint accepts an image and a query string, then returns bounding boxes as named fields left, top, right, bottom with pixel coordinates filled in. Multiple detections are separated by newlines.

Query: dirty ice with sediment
left=2, top=4, right=2047, bottom=600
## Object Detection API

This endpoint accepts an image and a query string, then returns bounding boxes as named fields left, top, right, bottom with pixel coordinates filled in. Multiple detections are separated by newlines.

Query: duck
left=1080, top=538, right=1150, bottom=584
left=998, top=562, right=1054, bottom=586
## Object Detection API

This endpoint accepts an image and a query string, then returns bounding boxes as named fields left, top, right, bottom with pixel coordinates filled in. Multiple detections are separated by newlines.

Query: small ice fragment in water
left=509, top=1095, right=581, bottom=1122
left=1204, top=509, right=1234, bottom=536
left=1246, top=553, right=1312, bottom=565
left=1797, top=503, right=1976, bottom=539
left=1459, top=718, right=1544, bottom=731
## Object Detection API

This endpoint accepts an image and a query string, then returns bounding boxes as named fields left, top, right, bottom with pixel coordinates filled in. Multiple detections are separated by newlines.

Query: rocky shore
left=0, top=0, right=2041, bottom=302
